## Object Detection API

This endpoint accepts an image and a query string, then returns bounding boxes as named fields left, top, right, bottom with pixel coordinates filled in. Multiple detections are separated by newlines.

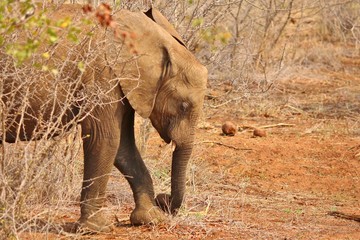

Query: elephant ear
left=113, top=10, right=176, bottom=119
left=119, top=49, right=172, bottom=119
left=144, top=8, right=186, bottom=47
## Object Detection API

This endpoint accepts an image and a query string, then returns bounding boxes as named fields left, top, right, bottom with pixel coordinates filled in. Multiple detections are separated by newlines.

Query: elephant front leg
left=114, top=148, right=166, bottom=225
left=78, top=123, right=120, bottom=232
left=114, top=109, right=166, bottom=225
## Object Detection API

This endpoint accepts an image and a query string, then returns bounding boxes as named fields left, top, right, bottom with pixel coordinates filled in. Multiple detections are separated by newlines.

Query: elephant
left=0, top=5, right=207, bottom=232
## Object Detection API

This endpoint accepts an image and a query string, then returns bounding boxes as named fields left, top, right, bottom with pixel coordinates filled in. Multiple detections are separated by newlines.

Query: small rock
left=253, top=128, right=267, bottom=137
left=222, top=121, right=237, bottom=136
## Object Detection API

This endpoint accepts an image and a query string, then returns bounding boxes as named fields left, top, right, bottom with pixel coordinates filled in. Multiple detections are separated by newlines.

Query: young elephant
left=1, top=5, right=207, bottom=232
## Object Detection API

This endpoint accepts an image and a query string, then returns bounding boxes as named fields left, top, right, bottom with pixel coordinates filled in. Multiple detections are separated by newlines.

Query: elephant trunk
left=170, top=141, right=193, bottom=214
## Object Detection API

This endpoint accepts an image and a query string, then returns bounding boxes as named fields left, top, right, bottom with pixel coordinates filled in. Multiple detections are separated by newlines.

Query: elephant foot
left=76, top=211, right=113, bottom=233
left=130, top=206, right=166, bottom=225
left=76, top=220, right=113, bottom=234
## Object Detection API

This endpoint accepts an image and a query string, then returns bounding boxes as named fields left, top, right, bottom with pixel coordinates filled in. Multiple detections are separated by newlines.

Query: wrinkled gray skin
left=1, top=6, right=207, bottom=232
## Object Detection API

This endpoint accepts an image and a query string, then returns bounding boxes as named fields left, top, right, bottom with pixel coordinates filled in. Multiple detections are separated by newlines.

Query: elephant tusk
left=171, top=141, right=176, bottom=151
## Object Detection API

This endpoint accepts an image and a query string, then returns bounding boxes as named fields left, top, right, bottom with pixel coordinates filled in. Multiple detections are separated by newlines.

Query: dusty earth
left=18, top=54, right=360, bottom=240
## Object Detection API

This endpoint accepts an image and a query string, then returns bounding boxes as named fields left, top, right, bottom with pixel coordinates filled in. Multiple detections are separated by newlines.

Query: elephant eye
left=180, top=101, right=190, bottom=113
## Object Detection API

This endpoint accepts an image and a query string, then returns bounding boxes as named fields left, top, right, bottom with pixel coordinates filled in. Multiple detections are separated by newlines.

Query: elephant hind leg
left=76, top=198, right=113, bottom=233
left=78, top=116, right=121, bottom=232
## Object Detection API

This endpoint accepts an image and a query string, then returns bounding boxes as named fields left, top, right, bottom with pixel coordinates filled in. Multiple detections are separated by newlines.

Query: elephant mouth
left=160, top=131, right=171, bottom=144
left=159, top=118, right=172, bottom=144
left=150, top=115, right=174, bottom=144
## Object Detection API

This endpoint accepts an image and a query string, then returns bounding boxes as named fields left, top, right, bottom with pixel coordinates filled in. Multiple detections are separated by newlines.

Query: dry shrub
left=0, top=2, right=123, bottom=237
left=0, top=130, right=83, bottom=237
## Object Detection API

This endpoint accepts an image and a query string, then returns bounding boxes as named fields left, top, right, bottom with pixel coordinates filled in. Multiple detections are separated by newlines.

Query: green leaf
left=42, top=65, right=49, bottom=71
left=67, top=26, right=81, bottom=43
left=51, top=68, right=59, bottom=75
left=42, top=52, right=50, bottom=59
left=81, top=18, right=93, bottom=25
left=218, top=31, right=232, bottom=44
left=77, top=61, right=85, bottom=72
left=56, top=17, right=71, bottom=28
left=47, top=28, right=58, bottom=43
left=192, top=18, right=204, bottom=27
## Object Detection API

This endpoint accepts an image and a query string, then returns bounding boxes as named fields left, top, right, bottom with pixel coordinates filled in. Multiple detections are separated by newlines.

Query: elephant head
left=112, top=9, right=208, bottom=213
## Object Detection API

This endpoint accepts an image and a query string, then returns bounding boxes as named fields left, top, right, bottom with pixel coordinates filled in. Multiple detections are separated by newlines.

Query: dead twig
left=240, top=123, right=295, bottom=131
left=284, top=104, right=305, bottom=114
left=260, top=123, right=296, bottom=129
left=328, top=211, right=360, bottom=222
left=199, top=141, right=252, bottom=151
left=206, top=97, right=243, bottom=109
